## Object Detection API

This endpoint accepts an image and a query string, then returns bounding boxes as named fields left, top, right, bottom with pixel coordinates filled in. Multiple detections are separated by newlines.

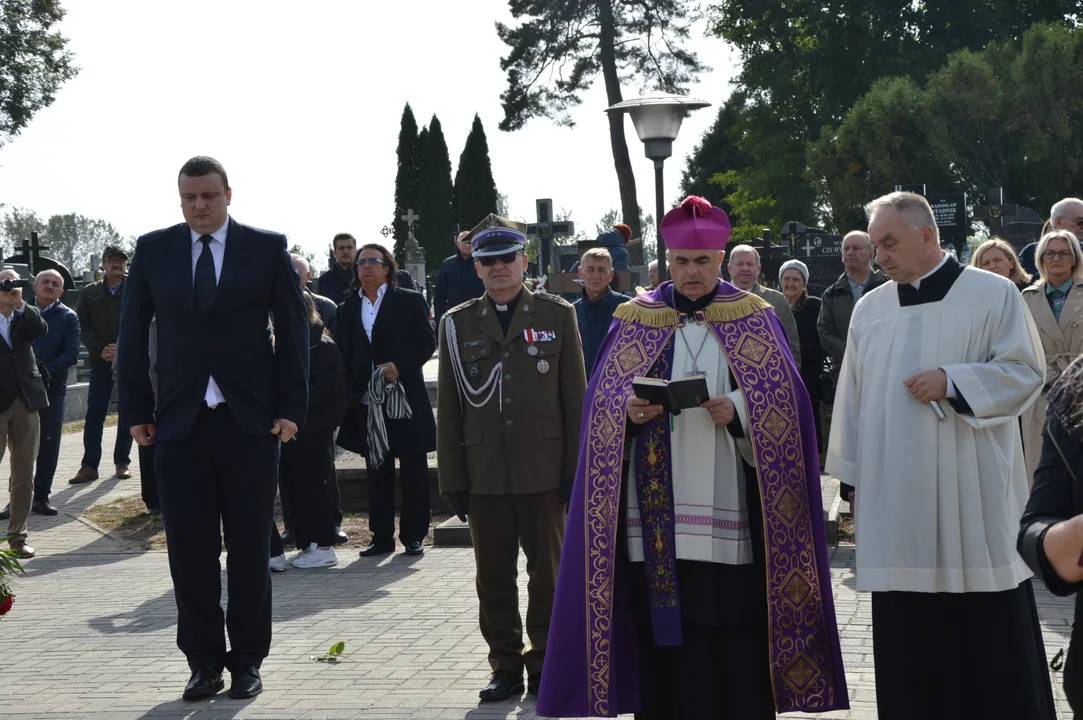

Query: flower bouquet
left=0, top=536, right=25, bottom=618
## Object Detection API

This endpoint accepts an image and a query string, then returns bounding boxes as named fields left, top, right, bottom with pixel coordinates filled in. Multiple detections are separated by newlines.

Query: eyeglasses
left=1043, top=250, right=1074, bottom=261
left=477, top=252, right=520, bottom=267
left=356, top=257, right=387, bottom=266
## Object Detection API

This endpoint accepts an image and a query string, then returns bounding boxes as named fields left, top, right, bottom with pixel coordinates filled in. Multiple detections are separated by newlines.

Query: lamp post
left=605, top=92, right=709, bottom=283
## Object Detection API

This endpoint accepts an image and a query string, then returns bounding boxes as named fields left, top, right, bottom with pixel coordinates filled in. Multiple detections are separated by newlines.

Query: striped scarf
left=366, top=369, right=413, bottom=469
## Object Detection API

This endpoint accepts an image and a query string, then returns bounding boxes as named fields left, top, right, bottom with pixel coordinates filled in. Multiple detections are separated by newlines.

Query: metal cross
left=17, top=232, right=50, bottom=274
left=380, top=226, right=392, bottom=238
left=801, top=237, right=816, bottom=257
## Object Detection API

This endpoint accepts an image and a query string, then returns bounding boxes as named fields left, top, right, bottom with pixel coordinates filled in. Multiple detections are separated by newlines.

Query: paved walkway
left=1, top=425, right=1075, bottom=719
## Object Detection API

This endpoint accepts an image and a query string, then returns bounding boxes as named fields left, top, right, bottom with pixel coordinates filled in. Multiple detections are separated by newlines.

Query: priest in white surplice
left=827, top=191, right=1056, bottom=719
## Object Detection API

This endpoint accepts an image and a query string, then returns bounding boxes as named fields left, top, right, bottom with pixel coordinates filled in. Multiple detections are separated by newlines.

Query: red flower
left=0, top=595, right=12, bottom=617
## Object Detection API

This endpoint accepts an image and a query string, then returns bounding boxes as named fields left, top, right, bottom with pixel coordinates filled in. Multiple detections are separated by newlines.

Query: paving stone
left=0, top=425, right=1075, bottom=719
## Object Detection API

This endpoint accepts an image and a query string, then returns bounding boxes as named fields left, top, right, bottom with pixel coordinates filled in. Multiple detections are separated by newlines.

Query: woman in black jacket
left=336, top=244, right=437, bottom=558
left=779, top=260, right=825, bottom=452
left=272, top=291, right=346, bottom=570
left=1019, top=355, right=1083, bottom=710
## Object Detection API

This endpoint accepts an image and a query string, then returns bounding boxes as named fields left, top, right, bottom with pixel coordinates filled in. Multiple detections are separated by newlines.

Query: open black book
left=632, top=375, right=710, bottom=416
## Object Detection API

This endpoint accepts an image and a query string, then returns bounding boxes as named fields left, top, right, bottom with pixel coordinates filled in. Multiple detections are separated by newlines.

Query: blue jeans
left=80, top=364, right=132, bottom=470
left=33, top=388, right=67, bottom=501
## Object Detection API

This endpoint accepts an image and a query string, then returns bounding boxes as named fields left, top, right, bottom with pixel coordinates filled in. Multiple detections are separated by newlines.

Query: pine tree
left=392, top=103, right=420, bottom=260
left=453, top=114, right=499, bottom=231
left=416, top=115, right=454, bottom=270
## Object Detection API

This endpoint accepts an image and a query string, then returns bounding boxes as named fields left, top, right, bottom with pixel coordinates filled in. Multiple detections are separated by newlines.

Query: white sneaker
left=291, top=545, right=338, bottom=569
left=288, top=548, right=308, bottom=564
left=269, top=554, right=287, bottom=572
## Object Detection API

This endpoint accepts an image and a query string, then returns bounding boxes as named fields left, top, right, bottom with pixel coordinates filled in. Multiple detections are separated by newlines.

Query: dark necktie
left=195, top=235, right=217, bottom=310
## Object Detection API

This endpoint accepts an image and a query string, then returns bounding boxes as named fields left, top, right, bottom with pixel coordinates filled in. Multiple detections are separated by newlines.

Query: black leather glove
left=443, top=491, right=469, bottom=523
left=560, top=477, right=574, bottom=513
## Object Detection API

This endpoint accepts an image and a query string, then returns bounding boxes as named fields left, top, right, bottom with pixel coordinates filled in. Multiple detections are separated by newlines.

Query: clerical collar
left=673, top=281, right=720, bottom=316
left=909, top=253, right=949, bottom=290
left=488, top=289, right=522, bottom=314
left=897, top=255, right=963, bottom=307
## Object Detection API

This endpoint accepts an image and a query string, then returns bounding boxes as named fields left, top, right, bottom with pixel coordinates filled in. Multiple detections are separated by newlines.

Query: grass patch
left=83, top=495, right=166, bottom=551
left=63, top=414, right=118, bottom=435
left=82, top=493, right=452, bottom=553
left=838, top=514, right=855, bottom=544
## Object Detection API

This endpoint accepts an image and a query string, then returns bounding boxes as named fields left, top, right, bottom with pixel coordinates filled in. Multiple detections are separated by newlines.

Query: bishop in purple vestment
left=537, top=197, right=848, bottom=718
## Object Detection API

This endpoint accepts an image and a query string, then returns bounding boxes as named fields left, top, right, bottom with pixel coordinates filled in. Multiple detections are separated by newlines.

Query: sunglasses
left=356, top=257, right=387, bottom=266
left=477, top=252, right=521, bottom=267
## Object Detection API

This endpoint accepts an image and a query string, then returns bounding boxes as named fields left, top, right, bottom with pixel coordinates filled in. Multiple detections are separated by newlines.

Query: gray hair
left=842, top=230, right=873, bottom=251
left=580, top=247, right=613, bottom=265
left=290, top=253, right=310, bottom=276
left=1036, top=230, right=1083, bottom=285
left=648, top=259, right=658, bottom=271
left=1050, top=197, right=1083, bottom=223
left=728, top=244, right=760, bottom=264
left=34, top=269, right=63, bottom=284
left=864, top=191, right=939, bottom=241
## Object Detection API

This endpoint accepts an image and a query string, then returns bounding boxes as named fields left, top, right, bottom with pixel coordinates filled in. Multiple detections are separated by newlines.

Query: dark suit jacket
left=335, top=285, right=436, bottom=457
left=117, top=218, right=310, bottom=443
left=0, top=304, right=49, bottom=411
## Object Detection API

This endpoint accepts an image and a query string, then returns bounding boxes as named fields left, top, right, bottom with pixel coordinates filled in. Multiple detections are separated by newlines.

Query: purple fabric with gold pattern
left=536, top=280, right=848, bottom=717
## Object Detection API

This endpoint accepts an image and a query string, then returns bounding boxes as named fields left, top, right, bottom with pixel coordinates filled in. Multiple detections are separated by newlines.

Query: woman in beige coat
left=1022, top=229, right=1083, bottom=486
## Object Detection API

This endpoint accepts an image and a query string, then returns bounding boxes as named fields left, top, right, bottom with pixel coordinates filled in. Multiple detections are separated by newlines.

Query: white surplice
left=626, top=319, right=757, bottom=565
left=826, top=266, right=1045, bottom=593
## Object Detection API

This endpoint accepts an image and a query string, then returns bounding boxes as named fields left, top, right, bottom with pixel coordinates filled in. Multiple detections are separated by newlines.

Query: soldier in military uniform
left=437, top=215, right=587, bottom=703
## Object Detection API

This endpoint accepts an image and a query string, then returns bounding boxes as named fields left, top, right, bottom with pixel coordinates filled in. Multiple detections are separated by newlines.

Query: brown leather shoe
left=69, top=467, right=99, bottom=484
left=115, top=464, right=132, bottom=479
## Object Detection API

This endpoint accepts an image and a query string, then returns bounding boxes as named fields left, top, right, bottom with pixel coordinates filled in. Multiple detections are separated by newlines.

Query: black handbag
left=1048, top=431, right=1083, bottom=711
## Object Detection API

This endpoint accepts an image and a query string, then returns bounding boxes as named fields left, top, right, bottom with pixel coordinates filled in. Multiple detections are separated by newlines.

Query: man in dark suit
left=336, top=243, right=436, bottom=557
left=117, top=156, right=309, bottom=702
left=0, top=268, right=49, bottom=560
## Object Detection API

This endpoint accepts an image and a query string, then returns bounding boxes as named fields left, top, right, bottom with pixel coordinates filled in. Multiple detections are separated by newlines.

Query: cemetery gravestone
left=526, top=198, right=575, bottom=275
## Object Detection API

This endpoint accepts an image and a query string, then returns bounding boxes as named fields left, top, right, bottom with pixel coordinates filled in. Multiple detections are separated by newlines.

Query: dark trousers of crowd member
left=468, top=489, right=564, bottom=676
left=278, top=430, right=337, bottom=548
left=367, top=452, right=430, bottom=546
left=139, top=442, right=159, bottom=512
left=32, top=388, right=66, bottom=503
left=3, top=396, right=40, bottom=548
left=81, top=364, right=132, bottom=471
left=156, top=405, right=278, bottom=671
left=280, top=452, right=341, bottom=537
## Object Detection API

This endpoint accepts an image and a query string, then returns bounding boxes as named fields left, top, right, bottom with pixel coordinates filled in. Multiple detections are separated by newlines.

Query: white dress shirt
left=360, top=284, right=387, bottom=342
left=191, top=219, right=229, bottom=407
left=0, top=304, right=25, bottom=347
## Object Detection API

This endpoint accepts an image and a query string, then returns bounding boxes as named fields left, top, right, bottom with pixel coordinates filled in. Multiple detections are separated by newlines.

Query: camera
left=0, top=278, right=31, bottom=292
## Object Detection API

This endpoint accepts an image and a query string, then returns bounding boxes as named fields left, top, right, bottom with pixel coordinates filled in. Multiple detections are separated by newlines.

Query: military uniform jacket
left=437, top=288, right=587, bottom=496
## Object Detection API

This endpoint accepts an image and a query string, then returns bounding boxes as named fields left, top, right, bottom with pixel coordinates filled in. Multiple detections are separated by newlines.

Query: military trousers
left=468, top=489, right=565, bottom=675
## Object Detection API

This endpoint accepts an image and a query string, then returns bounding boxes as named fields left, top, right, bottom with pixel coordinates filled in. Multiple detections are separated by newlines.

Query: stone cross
left=401, top=208, right=420, bottom=242
left=17, top=232, right=50, bottom=274
left=526, top=198, right=575, bottom=275
left=973, top=187, right=1018, bottom=231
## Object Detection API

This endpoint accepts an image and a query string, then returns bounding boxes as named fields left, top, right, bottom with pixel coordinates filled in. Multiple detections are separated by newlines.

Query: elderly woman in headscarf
left=972, top=237, right=1032, bottom=291
left=779, top=259, right=825, bottom=451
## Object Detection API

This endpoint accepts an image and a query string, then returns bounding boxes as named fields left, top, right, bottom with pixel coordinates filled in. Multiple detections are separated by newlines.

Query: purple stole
left=537, top=281, right=848, bottom=717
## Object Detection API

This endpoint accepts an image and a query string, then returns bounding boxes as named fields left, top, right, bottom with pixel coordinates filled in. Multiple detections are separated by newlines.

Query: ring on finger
left=637, top=412, right=644, bottom=419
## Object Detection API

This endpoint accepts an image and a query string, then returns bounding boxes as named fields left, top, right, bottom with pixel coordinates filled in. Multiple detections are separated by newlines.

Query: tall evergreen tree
left=392, top=103, right=420, bottom=260
left=416, top=115, right=454, bottom=270
left=454, top=114, right=499, bottom=231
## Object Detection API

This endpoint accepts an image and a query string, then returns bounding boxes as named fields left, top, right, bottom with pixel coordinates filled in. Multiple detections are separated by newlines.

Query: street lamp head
left=605, top=92, right=710, bottom=161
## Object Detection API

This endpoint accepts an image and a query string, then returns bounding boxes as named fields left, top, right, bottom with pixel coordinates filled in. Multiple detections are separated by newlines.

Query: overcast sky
left=0, top=0, right=737, bottom=267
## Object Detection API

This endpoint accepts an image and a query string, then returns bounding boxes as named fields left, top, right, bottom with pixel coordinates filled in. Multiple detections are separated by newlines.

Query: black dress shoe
left=0, top=505, right=9, bottom=521
left=403, top=540, right=424, bottom=556
left=359, top=541, right=394, bottom=557
left=280, top=529, right=295, bottom=546
left=32, top=500, right=58, bottom=516
left=527, top=672, right=541, bottom=696
left=228, top=665, right=263, bottom=699
left=182, top=666, right=224, bottom=700
left=333, top=527, right=348, bottom=545
left=479, top=670, right=524, bottom=702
